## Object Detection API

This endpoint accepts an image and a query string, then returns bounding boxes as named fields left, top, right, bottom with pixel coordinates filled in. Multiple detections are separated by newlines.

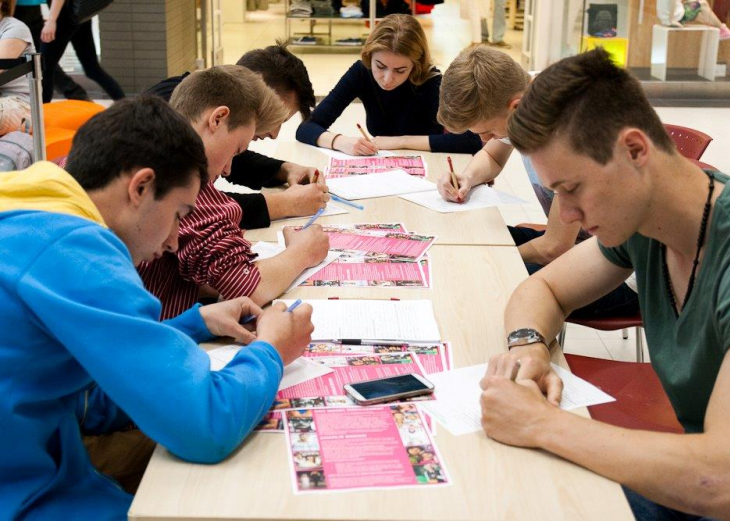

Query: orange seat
left=44, top=127, right=77, bottom=161
left=43, top=100, right=105, bottom=131
left=565, top=354, right=684, bottom=433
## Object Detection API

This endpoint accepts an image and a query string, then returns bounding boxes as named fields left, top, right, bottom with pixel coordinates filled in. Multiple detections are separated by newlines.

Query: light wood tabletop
left=242, top=142, right=515, bottom=246
left=129, top=245, right=633, bottom=521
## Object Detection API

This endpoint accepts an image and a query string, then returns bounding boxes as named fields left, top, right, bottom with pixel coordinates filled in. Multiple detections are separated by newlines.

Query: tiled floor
left=226, top=2, right=730, bottom=363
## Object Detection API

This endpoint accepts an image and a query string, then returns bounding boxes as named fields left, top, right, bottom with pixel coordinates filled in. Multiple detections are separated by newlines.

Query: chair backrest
left=565, top=354, right=684, bottom=433
left=664, top=124, right=713, bottom=161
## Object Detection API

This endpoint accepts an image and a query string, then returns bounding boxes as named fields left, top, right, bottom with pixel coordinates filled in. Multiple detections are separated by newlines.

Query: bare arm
left=438, top=139, right=513, bottom=202
left=372, top=135, right=431, bottom=152
left=491, top=238, right=633, bottom=403
left=248, top=226, right=329, bottom=305
left=481, top=351, right=730, bottom=518
left=0, top=39, right=29, bottom=60
left=42, top=0, right=65, bottom=43
left=517, top=195, right=582, bottom=265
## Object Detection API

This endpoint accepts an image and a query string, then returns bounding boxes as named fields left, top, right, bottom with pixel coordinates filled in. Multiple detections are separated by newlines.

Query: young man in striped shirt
left=138, top=66, right=330, bottom=320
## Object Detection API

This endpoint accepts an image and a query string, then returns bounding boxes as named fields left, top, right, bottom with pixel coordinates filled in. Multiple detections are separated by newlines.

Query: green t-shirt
left=599, top=171, right=730, bottom=433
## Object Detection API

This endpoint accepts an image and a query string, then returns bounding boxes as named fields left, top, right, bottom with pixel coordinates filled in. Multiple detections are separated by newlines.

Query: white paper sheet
left=207, top=345, right=334, bottom=390
left=314, top=147, right=396, bottom=160
left=272, top=202, right=348, bottom=223
left=251, top=242, right=342, bottom=293
left=275, top=299, right=441, bottom=342
left=400, top=185, right=528, bottom=213
left=419, top=362, right=616, bottom=436
left=327, top=170, right=437, bottom=200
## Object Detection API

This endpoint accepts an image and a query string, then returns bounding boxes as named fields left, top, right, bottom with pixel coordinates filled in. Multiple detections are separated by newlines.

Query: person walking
left=40, top=0, right=124, bottom=102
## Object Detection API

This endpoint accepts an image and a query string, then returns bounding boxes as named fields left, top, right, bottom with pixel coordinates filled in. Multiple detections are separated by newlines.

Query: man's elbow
left=690, top=471, right=730, bottom=518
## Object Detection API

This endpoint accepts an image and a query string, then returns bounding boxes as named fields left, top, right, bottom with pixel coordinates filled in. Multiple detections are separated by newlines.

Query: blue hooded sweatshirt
left=0, top=163, right=284, bottom=520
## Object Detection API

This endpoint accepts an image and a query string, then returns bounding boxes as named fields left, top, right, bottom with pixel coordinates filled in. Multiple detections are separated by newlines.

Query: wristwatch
left=506, top=328, right=547, bottom=349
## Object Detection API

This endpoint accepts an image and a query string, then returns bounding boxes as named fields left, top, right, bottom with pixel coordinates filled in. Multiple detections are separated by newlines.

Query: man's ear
left=207, top=106, right=231, bottom=133
left=620, top=128, right=650, bottom=168
left=127, top=168, right=156, bottom=206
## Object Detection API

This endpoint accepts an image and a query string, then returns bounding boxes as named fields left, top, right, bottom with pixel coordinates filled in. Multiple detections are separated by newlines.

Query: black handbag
left=68, top=0, right=114, bottom=25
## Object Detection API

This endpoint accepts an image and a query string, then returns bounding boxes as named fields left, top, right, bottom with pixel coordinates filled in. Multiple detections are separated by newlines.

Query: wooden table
left=243, top=142, right=515, bottom=246
left=129, top=245, right=632, bottom=521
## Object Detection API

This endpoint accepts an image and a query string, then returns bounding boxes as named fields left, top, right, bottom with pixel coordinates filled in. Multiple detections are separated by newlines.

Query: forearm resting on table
left=518, top=234, right=573, bottom=265
left=394, top=136, right=431, bottom=151
left=249, top=250, right=310, bottom=306
left=263, top=192, right=293, bottom=221
left=518, top=196, right=581, bottom=265
left=537, top=410, right=730, bottom=517
left=316, top=131, right=337, bottom=149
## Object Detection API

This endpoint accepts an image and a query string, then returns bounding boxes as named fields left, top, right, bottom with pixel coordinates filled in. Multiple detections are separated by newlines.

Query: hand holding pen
left=255, top=300, right=314, bottom=366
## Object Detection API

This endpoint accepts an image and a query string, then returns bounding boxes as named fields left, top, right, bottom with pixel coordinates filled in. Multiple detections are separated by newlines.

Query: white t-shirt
left=0, top=16, right=34, bottom=101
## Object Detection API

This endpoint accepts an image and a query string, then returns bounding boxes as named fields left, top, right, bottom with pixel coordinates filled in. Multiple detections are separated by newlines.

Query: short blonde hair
left=438, top=45, right=530, bottom=134
left=170, top=65, right=288, bottom=135
left=361, top=14, right=438, bottom=87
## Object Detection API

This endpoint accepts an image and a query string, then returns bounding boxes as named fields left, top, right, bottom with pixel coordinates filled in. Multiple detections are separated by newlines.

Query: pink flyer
left=326, top=155, right=426, bottom=179
left=323, top=228, right=436, bottom=261
left=304, top=342, right=450, bottom=375
left=272, top=353, right=433, bottom=411
left=282, top=225, right=434, bottom=261
left=284, top=404, right=450, bottom=493
left=300, top=257, right=428, bottom=288
left=324, top=223, right=407, bottom=233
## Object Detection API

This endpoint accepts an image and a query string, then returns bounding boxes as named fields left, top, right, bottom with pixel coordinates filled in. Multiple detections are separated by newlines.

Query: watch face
left=509, top=328, right=533, bottom=341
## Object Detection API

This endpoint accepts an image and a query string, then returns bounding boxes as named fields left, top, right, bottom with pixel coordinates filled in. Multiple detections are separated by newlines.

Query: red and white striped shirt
left=138, top=181, right=261, bottom=320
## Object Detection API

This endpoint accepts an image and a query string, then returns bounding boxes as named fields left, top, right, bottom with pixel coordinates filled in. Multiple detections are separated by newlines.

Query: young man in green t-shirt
left=480, top=48, right=730, bottom=519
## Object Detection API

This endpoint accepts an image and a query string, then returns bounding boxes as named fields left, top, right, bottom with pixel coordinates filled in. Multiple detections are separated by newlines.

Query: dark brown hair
left=237, top=41, right=316, bottom=121
left=508, top=48, right=675, bottom=164
left=1, top=0, right=16, bottom=17
left=67, top=96, right=208, bottom=199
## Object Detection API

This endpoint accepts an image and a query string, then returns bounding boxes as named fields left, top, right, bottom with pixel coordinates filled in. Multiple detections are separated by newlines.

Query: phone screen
left=349, top=375, right=431, bottom=401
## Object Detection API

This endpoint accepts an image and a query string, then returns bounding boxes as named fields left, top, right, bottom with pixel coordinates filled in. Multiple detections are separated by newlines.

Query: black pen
left=337, top=339, right=408, bottom=347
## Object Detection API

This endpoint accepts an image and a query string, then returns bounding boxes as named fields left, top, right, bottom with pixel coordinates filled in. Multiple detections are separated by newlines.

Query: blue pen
left=302, top=208, right=325, bottom=229
left=241, top=299, right=303, bottom=325
left=330, top=194, right=364, bottom=210
left=286, top=299, right=303, bottom=312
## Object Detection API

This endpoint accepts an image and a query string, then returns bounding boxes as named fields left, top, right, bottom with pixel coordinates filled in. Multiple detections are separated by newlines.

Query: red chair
left=565, top=354, right=683, bottom=433
left=689, top=158, right=718, bottom=171
left=664, top=124, right=713, bottom=160
left=559, top=314, right=644, bottom=362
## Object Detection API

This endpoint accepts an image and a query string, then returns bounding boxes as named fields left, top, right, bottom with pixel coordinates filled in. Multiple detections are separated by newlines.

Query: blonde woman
left=296, top=14, right=481, bottom=155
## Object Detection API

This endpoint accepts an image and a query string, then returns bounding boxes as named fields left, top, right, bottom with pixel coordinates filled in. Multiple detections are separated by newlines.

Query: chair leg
left=557, top=323, right=567, bottom=347
left=622, top=328, right=629, bottom=340
left=636, top=326, right=644, bottom=363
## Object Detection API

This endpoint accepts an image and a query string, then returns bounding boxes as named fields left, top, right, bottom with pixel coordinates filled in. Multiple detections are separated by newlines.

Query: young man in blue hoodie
left=0, top=96, right=314, bottom=520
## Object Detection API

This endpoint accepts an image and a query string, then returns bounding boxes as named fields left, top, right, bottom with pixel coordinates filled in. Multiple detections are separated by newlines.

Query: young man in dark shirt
left=147, top=42, right=327, bottom=229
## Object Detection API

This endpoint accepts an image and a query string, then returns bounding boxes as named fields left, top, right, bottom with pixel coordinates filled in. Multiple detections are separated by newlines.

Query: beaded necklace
left=661, top=171, right=715, bottom=318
